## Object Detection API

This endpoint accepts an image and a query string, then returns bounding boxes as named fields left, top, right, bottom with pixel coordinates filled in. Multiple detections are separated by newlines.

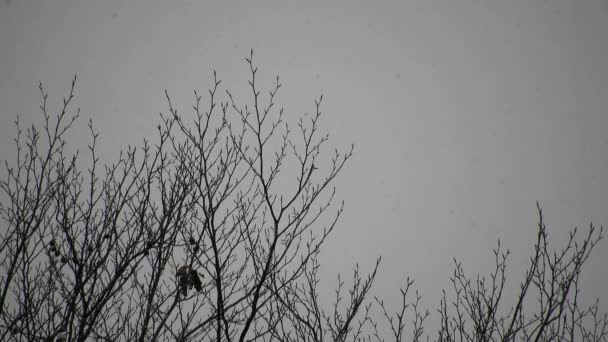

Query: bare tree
left=433, top=203, right=607, bottom=342
left=369, top=203, right=606, bottom=342
left=0, top=51, right=378, bottom=342
left=0, top=51, right=605, bottom=342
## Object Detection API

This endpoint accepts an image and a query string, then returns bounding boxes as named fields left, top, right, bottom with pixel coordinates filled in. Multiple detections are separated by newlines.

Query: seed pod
left=190, top=270, right=203, bottom=292
left=176, top=265, right=189, bottom=277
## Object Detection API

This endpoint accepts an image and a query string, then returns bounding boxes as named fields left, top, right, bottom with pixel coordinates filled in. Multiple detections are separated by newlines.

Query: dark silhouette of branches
left=432, top=203, right=606, bottom=342
left=0, top=51, right=605, bottom=342
left=0, top=51, right=376, bottom=342
left=365, top=204, right=605, bottom=342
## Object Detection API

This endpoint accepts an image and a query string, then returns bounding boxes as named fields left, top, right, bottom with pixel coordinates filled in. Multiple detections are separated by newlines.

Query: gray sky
left=1, top=0, right=608, bottom=318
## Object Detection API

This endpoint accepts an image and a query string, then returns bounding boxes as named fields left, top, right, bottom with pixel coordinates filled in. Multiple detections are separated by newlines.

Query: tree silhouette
left=1, top=51, right=606, bottom=342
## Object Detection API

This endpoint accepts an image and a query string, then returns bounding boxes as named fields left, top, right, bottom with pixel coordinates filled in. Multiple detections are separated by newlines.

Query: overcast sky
left=1, top=0, right=608, bottom=320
